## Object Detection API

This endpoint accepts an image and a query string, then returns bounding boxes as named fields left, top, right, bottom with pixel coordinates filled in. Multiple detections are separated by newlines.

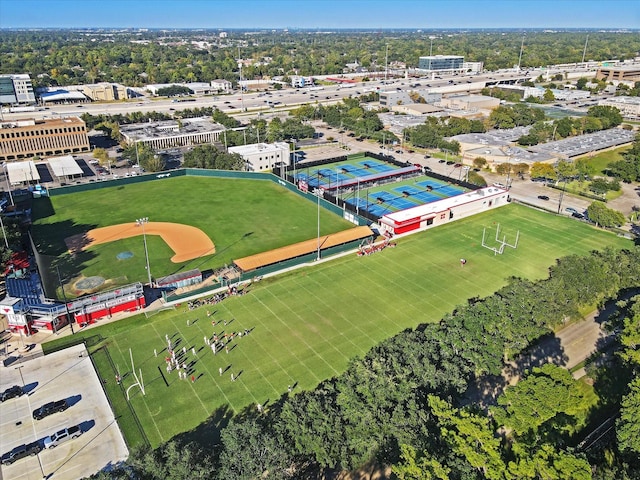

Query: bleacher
left=6, top=272, right=46, bottom=307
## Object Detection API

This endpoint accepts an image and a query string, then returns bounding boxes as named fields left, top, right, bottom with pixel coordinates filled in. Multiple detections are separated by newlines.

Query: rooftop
left=119, top=117, right=225, bottom=141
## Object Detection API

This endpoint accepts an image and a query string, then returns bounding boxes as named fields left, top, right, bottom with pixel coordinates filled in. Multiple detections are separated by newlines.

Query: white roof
left=6, top=161, right=40, bottom=184
left=381, top=186, right=506, bottom=224
left=48, top=155, right=83, bottom=177
left=228, top=142, right=289, bottom=155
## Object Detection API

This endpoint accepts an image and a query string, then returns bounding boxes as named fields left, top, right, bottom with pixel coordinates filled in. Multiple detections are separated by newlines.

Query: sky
left=0, top=0, right=638, bottom=30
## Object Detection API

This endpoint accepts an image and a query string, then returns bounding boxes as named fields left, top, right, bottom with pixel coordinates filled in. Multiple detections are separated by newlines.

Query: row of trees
left=90, top=246, right=640, bottom=479
left=2, top=30, right=639, bottom=87
left=515, top=105, right=625, bottom=146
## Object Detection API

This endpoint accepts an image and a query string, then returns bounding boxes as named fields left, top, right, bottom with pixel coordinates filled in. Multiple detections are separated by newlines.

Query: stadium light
left=316, top=191, right=321, bottom=261
left=135, top=217, right=153, bottom=287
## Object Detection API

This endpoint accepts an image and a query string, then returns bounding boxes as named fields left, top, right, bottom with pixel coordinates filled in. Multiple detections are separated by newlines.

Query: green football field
left=30, top=176, right=353, bottom=296
left=44, top=203, right=632, bottom=447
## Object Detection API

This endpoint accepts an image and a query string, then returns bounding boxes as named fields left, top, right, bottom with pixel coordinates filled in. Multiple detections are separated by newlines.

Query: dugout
left=156, top=269, right=203, bottom=290
left=234, top=226, right=375, bottom=275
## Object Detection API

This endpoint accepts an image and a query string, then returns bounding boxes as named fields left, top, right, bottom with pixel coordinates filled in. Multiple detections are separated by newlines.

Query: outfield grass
left=43, top=203, right=631, bottom=447
left=31, top=176, right=353, bottom=291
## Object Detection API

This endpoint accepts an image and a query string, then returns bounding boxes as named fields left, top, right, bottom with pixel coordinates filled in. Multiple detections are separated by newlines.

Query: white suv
left=44, top=425, right=83, bottom=449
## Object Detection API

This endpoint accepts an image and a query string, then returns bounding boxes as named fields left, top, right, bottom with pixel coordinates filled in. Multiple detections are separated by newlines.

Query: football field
left=43, top=203, right=632, bottom=447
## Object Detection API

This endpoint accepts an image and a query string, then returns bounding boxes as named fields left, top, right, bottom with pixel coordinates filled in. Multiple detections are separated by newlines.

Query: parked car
left=33, top=399, right=69, bottom=420
left=1, top=442, right=42, bottom=465
left=537, top=195, right=550, bottom=201
left=572, top=212, right=585, bottom=219
left=565, top=207, right=579, bottom=214
left=44, top=425, right=83, bottom=449
left=0, top=385, right=23, bottom=402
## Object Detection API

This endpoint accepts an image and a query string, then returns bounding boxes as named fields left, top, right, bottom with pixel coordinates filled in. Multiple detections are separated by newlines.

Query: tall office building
left=0, top=74, right=36, bottom=105
left=418, top=55, right=464, bottom=72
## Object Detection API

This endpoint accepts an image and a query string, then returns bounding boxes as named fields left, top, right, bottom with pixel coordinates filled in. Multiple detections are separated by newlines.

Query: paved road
left=467, top=306, right=615, bottom=409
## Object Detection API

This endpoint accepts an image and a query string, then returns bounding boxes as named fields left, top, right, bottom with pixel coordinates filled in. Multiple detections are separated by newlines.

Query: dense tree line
left=89, top=246, right=640, bottom=479
left=1, top=30, right=638, bottom=88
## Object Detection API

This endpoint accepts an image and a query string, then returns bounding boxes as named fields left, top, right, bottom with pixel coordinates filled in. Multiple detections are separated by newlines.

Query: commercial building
left=596, top=66, right=640, bottom=83
left=0, top=74, right=36, bottom=105
left=119, top=117, right=225, bottom=150
left=438, top=94, right=500, bottom=112
left=599, top=96, right=640, bottom=119
left=81, top=83, right=128, bottom=101
left=211, top=79, right=233, bottom=93
left=379, top=90, right=441, bottom=108
left=0, top=117, right=90, bottom=162
left=228, top=142, right=290, bottom=172
left=418, top=55, right=464, bottom=73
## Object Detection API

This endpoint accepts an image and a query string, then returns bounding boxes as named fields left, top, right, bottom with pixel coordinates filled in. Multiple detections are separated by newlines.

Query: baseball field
left=41, top=190, right=632, bottom=447
left=31, top=176, right=354, bottom=297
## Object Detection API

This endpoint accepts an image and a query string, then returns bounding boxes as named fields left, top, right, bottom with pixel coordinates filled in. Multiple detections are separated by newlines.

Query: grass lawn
left=564, top=179, right=623, bottom=202
left=582, top=145, right=631, bottom=175
left=31, top=176, right=353, bottom=294
left=43, top=203, right=632, bottom=448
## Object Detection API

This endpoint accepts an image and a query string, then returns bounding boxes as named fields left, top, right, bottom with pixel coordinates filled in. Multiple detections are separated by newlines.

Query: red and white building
left=377, top=186, right=509, bottom=236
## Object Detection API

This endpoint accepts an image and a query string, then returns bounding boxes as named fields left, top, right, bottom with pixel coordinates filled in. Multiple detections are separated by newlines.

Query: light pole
left=56, top=265, right=75, bottom=335
left=136, top=217, right=153, bottom=287
left=4, top=164, right=14, bottom=206
left=316, top=191, right=321, bottom=261
left=0, top=213, right=8, bottom=249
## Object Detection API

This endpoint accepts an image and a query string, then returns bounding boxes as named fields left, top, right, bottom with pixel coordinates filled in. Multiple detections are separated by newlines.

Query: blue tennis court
left=357, top=160, right=395, bottom=173
left=345, top=197, right=393, bottom=216
left=392, top=186, right=442, bottom=204
left=339, top=165, right=371, bottom=177
left=416, top=180, right=465, bottom=196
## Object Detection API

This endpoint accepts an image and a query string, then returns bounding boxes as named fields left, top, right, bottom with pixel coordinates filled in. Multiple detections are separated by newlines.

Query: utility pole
left=517, top=35, right=525, bottom=71
left=581, top=35, right=589, bottom=65
left=385, top=44, right=389, bottom=81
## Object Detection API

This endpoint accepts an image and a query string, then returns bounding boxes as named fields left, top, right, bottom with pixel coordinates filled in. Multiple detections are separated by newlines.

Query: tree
left=428, top=395, right=506, bottom=480
left=576, top=77, right=589, bottom=90
left=530, top=162, right=556, bottom=180
left=555, top=159, right=577, bottom=180
left=219, top=416, right=292, bottom=479
left=508, top=444, right=592, bottom=480
left=92, top=147, right=110, bottom=167
left=127, top=441, right=214, bottom=480
left=586, top=202, right=626, bottom=228
left=392, top=444, right=450, bottom=480
left=617, top=377, right=640, bottom=454
left=492, top=364, right=589, bottom=437
left=472, top=157, right=487, bottom=170
left=543, top=88, right=555, bottom=102
left=495, top=163, right=512, bottom=176
left=588, top=105, right=623, bottom=128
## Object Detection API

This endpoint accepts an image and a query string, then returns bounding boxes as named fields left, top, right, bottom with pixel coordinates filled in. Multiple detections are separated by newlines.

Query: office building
left=0, top=74, right=36, bottom=105
left=120, top=117, right=225, bottom=149
left=418, top=55, right=464, bottom=72
left=0, top=117, right=90, bottom=162
left=228, top=142, right=290, bottom=172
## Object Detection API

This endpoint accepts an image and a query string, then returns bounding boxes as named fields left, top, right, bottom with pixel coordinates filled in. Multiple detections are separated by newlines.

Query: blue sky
left=0, top=0, right=638, bottom=29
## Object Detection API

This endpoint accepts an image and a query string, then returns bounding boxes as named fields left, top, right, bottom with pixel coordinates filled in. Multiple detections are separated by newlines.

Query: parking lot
left=0, top=344, right=128, bottom=480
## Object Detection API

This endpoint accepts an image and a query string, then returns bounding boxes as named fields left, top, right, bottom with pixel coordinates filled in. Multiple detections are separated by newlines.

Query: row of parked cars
left=0, top=385, right=83, bottom=466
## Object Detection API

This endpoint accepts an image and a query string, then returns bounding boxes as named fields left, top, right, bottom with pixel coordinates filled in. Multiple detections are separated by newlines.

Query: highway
left=1, top=65, right=601, bottom=123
